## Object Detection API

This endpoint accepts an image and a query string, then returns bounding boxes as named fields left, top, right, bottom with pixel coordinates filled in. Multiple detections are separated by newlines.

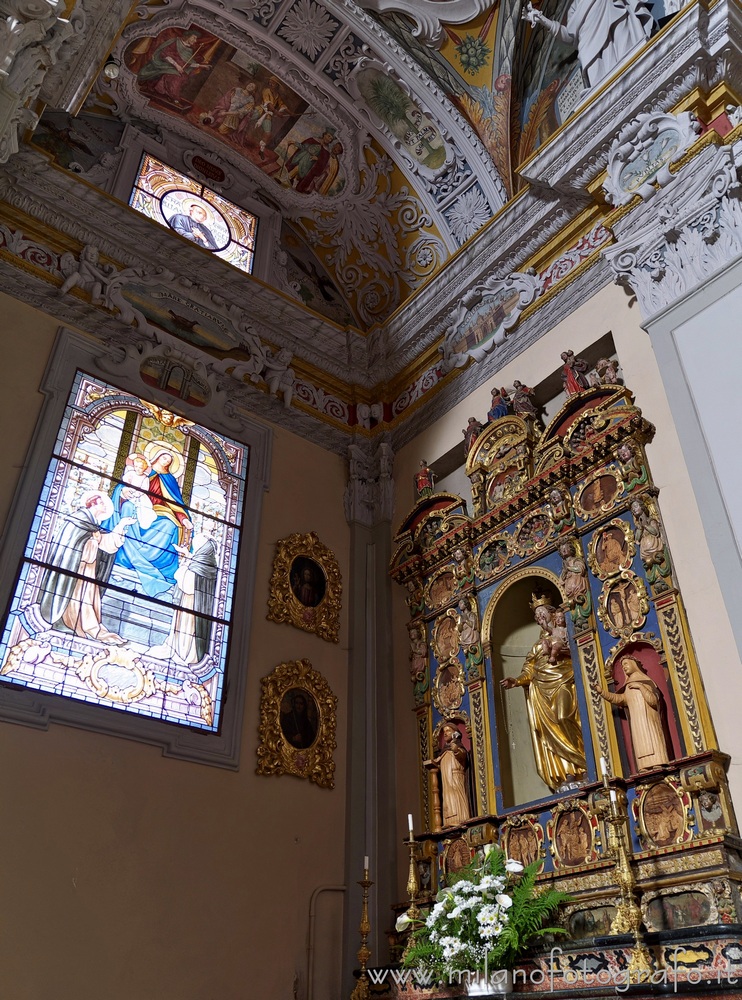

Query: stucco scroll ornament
left=603, top=112, right=702, bottom=207
left=603, top=145, right=742, bottom=321
left=355, top=0, right=491, bottom=47
left=440, top=268, right=544, bottom=372
left=0, top=0, right=72, bottom=163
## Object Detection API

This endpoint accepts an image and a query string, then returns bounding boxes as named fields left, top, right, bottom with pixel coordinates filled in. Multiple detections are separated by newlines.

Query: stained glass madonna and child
left=0, top=372, right=249, bottom=731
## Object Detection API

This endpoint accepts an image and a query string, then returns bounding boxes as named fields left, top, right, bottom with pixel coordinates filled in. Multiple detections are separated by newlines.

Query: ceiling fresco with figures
left=3, top=0, right=704, bottom=455
left=31, top=0, right=538, bottom=330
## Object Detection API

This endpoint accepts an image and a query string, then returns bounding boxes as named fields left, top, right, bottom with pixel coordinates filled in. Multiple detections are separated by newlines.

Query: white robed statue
left=523, top=0, right=653, bottom=89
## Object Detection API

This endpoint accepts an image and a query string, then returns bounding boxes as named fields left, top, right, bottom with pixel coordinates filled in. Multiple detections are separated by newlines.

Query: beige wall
left=393, top=281, right=742, bottom=864
left=0, top=293, right=350, bottom=1000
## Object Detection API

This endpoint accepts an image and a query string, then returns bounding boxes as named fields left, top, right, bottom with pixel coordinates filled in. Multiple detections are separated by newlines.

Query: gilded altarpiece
left=391, top=385, right=742, bottom=984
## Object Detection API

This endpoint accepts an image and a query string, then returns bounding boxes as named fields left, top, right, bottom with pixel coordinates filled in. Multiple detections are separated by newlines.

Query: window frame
left=0, top=327, right=272, bottom=768
left=111, top=133, right=280, bottom=285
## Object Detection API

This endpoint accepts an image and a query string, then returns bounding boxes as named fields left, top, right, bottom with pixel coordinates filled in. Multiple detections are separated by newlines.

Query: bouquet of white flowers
left=399, top=845, right=568, bottom=981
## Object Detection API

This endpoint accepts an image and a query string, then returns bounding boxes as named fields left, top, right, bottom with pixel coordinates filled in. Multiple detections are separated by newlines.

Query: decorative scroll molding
left=0, top=0, right=72, bottom=164
left=603, top=141, right=742, bottom=322
left=355, top=0, right=490, bottom=48
left=440, top=268, right=544, bottom=372
left=603, top=111, right=702, bottom=207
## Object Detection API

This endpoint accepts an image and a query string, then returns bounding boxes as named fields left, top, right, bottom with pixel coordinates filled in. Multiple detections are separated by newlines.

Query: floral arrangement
left=399, top=845, right=569, bottom=980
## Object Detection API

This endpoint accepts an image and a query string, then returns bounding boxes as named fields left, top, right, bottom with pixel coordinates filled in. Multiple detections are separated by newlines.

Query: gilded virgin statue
left=501, top=593, right=587, bottom=791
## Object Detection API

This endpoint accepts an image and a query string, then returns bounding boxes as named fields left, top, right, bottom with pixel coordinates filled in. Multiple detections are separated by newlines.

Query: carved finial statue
left=511, top=380, right=539, bottom=421
left=594, top=656, right=671, bottom=770
left=522, top=0, right=653, bottom=90
left=463, top=416, right=484, bottom=454
left=595, top=357, right=622, bottom=385
left=501, top=592, right=587, bottom=791
left=414, top=460, right=436, bottom=499
left=560, top=350, right=591, bottom=395
left=487, top=386, right=512, bottom=422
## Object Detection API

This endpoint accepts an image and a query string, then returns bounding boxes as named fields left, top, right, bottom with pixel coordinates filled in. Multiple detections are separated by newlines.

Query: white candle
left=408, top=813, right=414, bottom=836
left=600, top=756, right=608, bottom=777
left=610, top=789, right=617, bottom=803
left=364, top=855, right=369, bottom=871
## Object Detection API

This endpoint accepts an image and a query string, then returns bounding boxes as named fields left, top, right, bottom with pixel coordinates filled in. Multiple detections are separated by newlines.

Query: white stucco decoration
left=522, top=0, right=653, bottom=90
left=440, top=269, right=544, bottom=372
left=356, top=0, right=491, bottom=47
left=603, top=111, right=702, bottom=206
left=0, top=0, right=71, bottom=163
left=603, top=141, right=742, bottom=322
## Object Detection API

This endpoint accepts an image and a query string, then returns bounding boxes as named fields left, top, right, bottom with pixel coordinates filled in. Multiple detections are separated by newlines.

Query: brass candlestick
left=350, top=864, right=373, bottom=1000
left=599, top=780, right=653, bottom=980
left=405, top=837, right=421, bottom=922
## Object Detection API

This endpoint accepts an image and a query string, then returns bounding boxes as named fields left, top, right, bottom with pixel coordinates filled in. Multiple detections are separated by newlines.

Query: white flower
left=495, top=893, right=513, bottom=909
left=505, top=858, right=524, bottom=873
left=278, top=0, right=338, bottom=59
left=445, top=186, right=491, bottom=243
left=395, top=913, right=412, bottom=932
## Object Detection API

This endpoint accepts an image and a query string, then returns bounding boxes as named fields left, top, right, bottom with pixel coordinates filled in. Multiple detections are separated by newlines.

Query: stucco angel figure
left=523, top=0, right=653, bottom=89
left=59, top=245, right=113, bottom=303
left=501, top=593, right=587, bottom=791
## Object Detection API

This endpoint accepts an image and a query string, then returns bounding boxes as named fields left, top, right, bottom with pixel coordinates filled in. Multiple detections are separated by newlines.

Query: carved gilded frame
left=588, top=517, right=636, bottom=580
left=266, top=531, right=342, bottom=643
left=255, top=658, right=337, bottom=788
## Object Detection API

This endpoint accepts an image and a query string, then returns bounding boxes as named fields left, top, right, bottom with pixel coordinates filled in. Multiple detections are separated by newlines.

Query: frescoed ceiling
left=26, top=0, right=617, bottom=331
left=31, top=0, right=523, bottom=330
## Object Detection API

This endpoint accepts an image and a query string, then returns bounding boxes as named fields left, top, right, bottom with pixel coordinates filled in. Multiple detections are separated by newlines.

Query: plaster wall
left=0, top=293, right=350, bottom=1000
left=392, top=280, right=742, bottom=862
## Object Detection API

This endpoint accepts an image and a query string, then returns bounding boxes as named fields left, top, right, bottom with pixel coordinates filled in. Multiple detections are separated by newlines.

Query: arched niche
left=606, top=639, right=683, bottom=776
left=483, top=568, right=565, bottom=809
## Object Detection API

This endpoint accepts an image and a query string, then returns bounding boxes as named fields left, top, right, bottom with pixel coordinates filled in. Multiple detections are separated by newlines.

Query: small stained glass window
left=0, top=371, right=249, bottom=732
left=129, top=152, right=258, bottom=275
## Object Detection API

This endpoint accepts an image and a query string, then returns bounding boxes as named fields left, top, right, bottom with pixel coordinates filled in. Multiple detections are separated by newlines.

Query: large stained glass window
left=0, top=372, right=249, bottom=732
left=129, top=153, right=258, bottom=275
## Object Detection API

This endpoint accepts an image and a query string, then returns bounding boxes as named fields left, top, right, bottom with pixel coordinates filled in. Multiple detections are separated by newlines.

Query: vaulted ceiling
left=30, top=0, right=578, bottom=330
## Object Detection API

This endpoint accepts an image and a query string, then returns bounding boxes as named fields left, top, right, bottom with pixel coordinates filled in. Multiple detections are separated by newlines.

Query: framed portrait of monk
left=256, top=659, right=337, bottom=788
left=266, top=532, right=341, bottom=642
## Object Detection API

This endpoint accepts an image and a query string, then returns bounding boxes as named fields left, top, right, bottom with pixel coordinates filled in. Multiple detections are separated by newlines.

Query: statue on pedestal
left=523, top=0, right=653, bottom=90
left=414, top=460, right=436, bottom=500
left=594, top=656, right=671, bottom=771
left=501, top=593, right=587, bottom=791
left=425, top=723, right=473, bottom=829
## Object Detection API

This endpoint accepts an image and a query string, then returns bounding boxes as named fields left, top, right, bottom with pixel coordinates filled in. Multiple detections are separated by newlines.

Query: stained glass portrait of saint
left=0, top=372, right=248, bottom=731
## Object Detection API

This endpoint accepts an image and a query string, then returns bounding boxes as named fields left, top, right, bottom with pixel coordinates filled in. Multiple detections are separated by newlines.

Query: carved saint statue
left=523, top=0, right=653, bottom=89
left=631, top=499, right=665, bottom=568
left=595, top=656, right=670, bottom=771
left=501, top=593, right=587, bottom=791
left=414, top=460, right=436, bottom=500
left=430, top=723, right=472, bottom=828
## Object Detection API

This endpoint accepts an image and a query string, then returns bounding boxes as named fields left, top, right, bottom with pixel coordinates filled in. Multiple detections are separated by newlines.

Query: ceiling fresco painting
left=124, top=25, right=347, bottom=196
